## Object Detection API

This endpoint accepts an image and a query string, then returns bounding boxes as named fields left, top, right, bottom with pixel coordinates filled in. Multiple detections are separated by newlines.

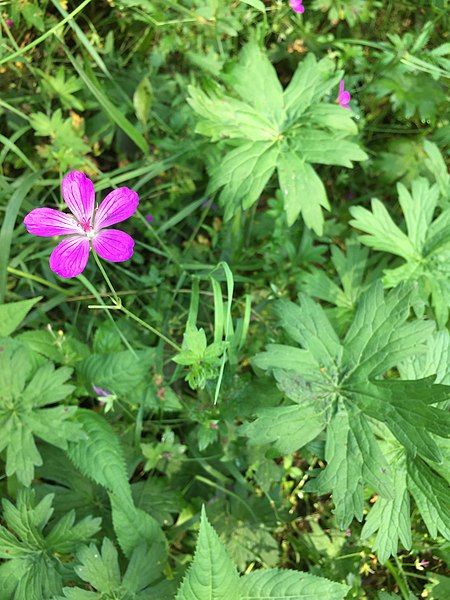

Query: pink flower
left=6, top=18, right=13, bottom=28
left=290, top=0, right=305, bottom=13
left=24, top=171, right=139, bottom=278
left=337, top=80, right=351, bottom=109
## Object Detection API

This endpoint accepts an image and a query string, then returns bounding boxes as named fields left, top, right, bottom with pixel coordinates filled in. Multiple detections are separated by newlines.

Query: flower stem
left=92, top=252, right=181, bottom=352
left=92, top=251, right=120, bottom=304
left=119, top=305, right=182, bottom=352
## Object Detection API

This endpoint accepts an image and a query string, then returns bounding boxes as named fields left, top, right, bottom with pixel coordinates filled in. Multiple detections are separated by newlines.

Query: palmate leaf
left=350, top=176, right=450, bottom=327
left=244, top=282, right=450, bottom=547
left=56, top=538, right=168, bottom=600
left=0, top=490, right=100, bottom=600
left=0, top=343, right=82, bottom=486
left=189, top=42, right=367, bottom=234
left=175, top=509, right=349, bottom=600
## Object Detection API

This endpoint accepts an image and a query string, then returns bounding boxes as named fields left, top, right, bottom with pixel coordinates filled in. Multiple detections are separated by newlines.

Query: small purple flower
left=290, top=0, right=305, bottom=13
left=24, top=171, right=139, bottom=278
left=5, top=18, right=13, bottom=28
left=93, top=385, right=111, bottom=397
left=337, top=80, right=351, bottom=109
left=145, top=214, right=154, bottom=223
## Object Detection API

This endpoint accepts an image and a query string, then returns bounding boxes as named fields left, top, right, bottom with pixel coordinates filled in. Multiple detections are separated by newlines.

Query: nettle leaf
left=350, top=177, right=450, bottom=327
left=77, top=349, right=155, bottom=396
left=239, top=569, right=349, bottom=599
left=67, top=411, right=166, bottom=559
left=175, top=509, right=348, bottom=600
left=57, top=538, right=166, bottom=600
left=176, top=507, right=240, bottom=600
left=244, top=282, right=450, bottom=549
left=0, top=345, right=81, bottom=486
left=189, top=42, right=366, bottom=234
left=0, top=490, right=100, bottom=600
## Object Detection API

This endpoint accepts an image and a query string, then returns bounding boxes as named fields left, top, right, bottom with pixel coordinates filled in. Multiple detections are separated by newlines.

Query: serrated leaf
left=278, top=152, right=329, bottom=234
left=407, top=457, right=450, bottom=539
left=293, top=130, right=368, bottom=167
left=239, top=569, right=350, bottom=599
left=175, top=508, right=240, bottom=600
left=0, top=346, right=79, bottom=486
left=208, top=141, right=279, bottom=220
left=361, top=457, right=411, bottom=563
left=349, top=377, right=450, bottom=463
left=0, top=491, right=99, bottom=599
left=283, top=54, right=321, bottom=124
left=77, top=349, right=155, bottom=396
left=227, top=42, right=284, bottom=127
left=240, top=404, right=325, bottom=454
left=188, top=86, right=278, bottom=141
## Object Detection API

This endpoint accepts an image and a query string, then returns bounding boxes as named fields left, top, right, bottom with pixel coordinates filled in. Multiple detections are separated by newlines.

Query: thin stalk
left=92, top=253, right=182, bottom=352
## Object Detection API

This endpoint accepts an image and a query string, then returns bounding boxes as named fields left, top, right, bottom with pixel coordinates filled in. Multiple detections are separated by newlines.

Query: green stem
left=385, top=558, right=410, bottom=600
left=92, top=252, right=182, bottom=352
left=119, top=305, right=182, bottom=352
left=92, top=251, right=119, bottom=303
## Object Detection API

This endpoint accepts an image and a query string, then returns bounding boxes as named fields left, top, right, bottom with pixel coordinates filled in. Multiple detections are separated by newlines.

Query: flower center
left=80, top=219, right=94, bottom=236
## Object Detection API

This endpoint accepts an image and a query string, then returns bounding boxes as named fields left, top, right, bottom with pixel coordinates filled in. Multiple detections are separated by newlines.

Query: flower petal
left=49, top=236, right=90, bottom=278
left=24, top=208, right=82, bottom=237
left=340, top=91, right=351, bottom=104
left=61, top=171, right=95, bottom=224
left=94, top=188, right=139, bottom=230
left=339, top=80, right=345, bottom=95
left=92, top=229, right=135, bottom=263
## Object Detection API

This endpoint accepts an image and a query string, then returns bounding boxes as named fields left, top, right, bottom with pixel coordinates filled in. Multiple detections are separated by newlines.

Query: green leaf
left=227, top=42, right=284, bottom=127
left=350, top=178, right=450, bottom=327
left=59, top=539, right=165, bottom=599
left=0, top=346, right=79, bottom=485
left=110, top=493, right=166, bottom=559
left=275, top=296, right=342, bottom=371
left=423, top=139, right=450, bottom=200
left=350, top=199, right=417, bottom=260
left=361, top=457, right=411, bottom=563
left=67, top=411, right=166, bottom=558
left=0, top=296, right=42, bottom=337
left=67, top=410, right=132, bottom=506
left=349, top=377, right=450, bottom=463
left=208, top=141, right=279, bottom=220
left=407, top=457, right=450, bottom=539
left=278, top=152, right=329, bottom=234
left=239, top=569, right=350, bottom=599
left=70, top=57, right=149, bottom=155
left=343, top=282, right=434, bottom=380
left=188, top=86, right=278, bottom=141
left=240, top=0, right=266, bottom=12
left=133, top=76, right=153, bottom=126
left=175, top=508, right=240, bottom=600
left=311, top=404, right=389, bottom=528
left=74, top=538, right=121, bottom=593
left=240, top=403, right=325, bottom=454
left=293, top=130, right=368, bottom=167
left=190, top=43, right=366, bottom=227
left=283, top=54, right=321, bottom=124
left=0, top=491, right=100, bottom=599
left=77, top=349, right=155, bottom=396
